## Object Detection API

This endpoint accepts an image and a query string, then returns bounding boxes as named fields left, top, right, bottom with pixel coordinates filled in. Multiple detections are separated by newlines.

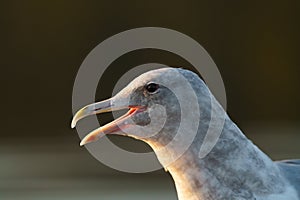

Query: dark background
left=1, top=1, right=299, bottom=199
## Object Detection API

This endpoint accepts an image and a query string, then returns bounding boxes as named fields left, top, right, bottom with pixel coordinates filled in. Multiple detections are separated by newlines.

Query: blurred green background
left=1, top=1, right=299, bottom=199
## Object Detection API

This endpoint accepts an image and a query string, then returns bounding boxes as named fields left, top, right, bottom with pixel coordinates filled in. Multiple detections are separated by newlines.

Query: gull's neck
left=148, top=118, right=286, bottom=200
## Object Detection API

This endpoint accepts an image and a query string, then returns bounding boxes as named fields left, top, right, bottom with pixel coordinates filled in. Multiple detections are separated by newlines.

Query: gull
left=71, top=68, right=300, bottom=200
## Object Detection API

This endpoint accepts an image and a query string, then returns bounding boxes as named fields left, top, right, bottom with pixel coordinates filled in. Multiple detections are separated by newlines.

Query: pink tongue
left=80, top=108, right=138, bottom=146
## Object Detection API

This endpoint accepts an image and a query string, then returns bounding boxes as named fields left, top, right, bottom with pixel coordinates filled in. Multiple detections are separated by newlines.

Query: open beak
left=71, top=98, right=145, bottom=146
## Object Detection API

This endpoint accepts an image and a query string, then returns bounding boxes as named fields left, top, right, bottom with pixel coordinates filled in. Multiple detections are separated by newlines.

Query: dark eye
left=145, top=83, right=159, bottom=93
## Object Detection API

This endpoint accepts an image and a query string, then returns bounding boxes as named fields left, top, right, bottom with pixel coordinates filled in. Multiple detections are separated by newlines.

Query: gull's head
left=71, top=67, right=206, bottom=147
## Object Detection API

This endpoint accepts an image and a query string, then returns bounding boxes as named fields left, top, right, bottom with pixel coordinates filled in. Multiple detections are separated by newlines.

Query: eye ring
left=145, top=82, right=159, bottom=93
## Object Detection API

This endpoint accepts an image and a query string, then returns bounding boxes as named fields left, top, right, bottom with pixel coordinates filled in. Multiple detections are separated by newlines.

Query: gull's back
left=276, top=159, right=300, bottom=197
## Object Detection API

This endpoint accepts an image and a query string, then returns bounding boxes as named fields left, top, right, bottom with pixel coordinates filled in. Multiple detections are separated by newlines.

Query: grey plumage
left=276, top=160, right=300, bottom=197
left=72, top=67, right=300, bottom=200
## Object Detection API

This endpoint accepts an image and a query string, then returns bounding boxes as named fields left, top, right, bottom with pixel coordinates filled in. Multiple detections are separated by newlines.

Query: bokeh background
left=1, top=1, right=299, bottom=199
